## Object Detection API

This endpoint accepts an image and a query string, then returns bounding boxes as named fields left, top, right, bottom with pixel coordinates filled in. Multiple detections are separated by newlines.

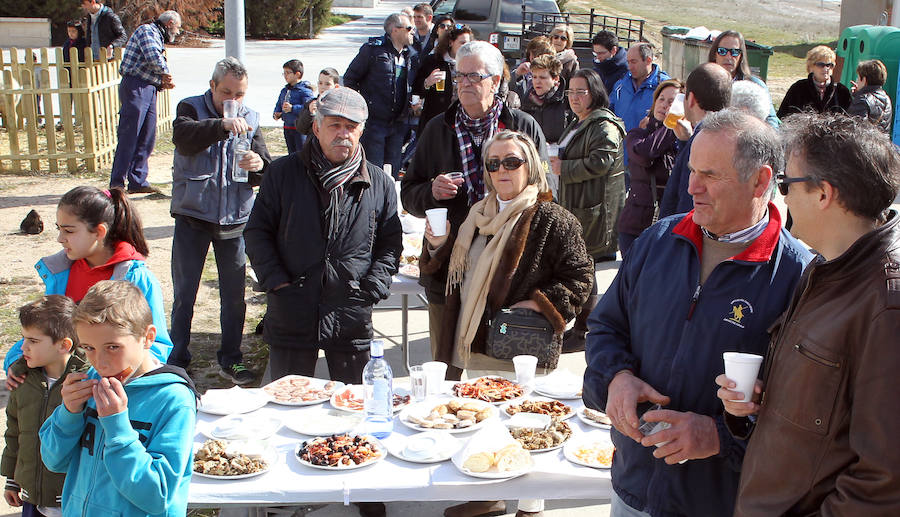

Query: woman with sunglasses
left=707, top=30, right=779, bottom=126
left=549, top=68, right=626, bottom=352
left=413, top=25, right=474, bottom=133
left=549, top=24, right=579, bottom=86
left=429, top=15, right=455, bottom=49
left=777, top=45, right=851, bottom=119
left=617, top=78, right=683, bottom=257
left=421, top=131, right=593, bottom=517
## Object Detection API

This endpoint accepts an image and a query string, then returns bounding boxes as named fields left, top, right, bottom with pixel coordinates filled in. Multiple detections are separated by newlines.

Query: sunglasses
left=776, top=174, right=815, bottom=196
left=551, top=34, right=568, bottom=41
left=485, top=156, right=526, bottom=172
left=439, top=23, right=453, bottom=29
left=716, top=47, right=742, bottom=57
left=396, top=25, right=413, bottom=31
left=814, top=62, right=835, bottom=69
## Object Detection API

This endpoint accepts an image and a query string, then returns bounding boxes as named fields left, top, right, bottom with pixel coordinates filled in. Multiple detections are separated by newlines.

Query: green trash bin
left=837, top=25, right=900, bottom=116
left=744, top=41, right=774, bottom=82
left=664, top=30, right=774, bottom=83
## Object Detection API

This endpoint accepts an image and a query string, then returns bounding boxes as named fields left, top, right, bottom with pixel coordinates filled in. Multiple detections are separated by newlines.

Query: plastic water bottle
left=232, top=134, right=250, bottom=183
left=363, top=340, right=393, bottom=439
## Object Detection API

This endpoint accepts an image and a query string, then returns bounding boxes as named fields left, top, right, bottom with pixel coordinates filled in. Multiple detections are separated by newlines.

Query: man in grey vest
left=167, top=57, right=272, bottom=384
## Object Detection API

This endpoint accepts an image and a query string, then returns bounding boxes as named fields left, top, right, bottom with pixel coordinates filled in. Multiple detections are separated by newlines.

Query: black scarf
left=309, top=136, right=365, bottom=239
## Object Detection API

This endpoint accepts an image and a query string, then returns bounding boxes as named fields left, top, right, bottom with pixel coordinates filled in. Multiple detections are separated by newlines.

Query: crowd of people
left=3, top=2, right=900, bottom=516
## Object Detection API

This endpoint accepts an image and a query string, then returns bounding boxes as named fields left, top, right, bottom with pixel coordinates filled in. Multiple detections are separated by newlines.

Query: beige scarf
left=447, top=184, right=540, bottom=365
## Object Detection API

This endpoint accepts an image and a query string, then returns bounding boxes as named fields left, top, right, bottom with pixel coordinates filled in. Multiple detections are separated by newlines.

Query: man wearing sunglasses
left=717, top=112, right=900, bottom=516
left=585, top=108, right=812, bottom=517
left=344, top=13, right=418, bottom=179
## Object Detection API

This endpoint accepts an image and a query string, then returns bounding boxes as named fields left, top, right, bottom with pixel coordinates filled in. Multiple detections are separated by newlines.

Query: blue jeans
left=283, top=128, right=306, bottom=154
left=610, top=492, right=652, bottom=517
left=110, top=74, right=157, bottom=189
left=360, top=117, right=404, bottom=178
left=169, top=216, right=246, bottom=369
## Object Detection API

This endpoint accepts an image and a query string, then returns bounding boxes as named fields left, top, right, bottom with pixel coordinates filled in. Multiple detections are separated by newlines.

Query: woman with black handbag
left=419, top=130, right=593, bottom=517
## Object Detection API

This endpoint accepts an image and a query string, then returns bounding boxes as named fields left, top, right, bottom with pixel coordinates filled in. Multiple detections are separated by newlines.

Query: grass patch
left=325, top=14, right=362, bottom=29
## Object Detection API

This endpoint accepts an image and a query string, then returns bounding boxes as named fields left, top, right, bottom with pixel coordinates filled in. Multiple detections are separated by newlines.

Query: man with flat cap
left=245, top=87, right=402, bottom=387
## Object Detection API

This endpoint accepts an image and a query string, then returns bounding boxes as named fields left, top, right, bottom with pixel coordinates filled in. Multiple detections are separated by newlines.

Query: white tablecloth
left=188, top=395, right=613, bottom=507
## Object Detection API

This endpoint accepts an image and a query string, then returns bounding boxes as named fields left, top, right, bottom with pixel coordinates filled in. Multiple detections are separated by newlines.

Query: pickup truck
left=430, top=0, right=644, bottom=69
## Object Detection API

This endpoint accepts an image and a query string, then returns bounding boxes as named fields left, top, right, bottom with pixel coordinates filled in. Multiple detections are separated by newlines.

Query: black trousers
left=268, top=346, right=371, bottom=384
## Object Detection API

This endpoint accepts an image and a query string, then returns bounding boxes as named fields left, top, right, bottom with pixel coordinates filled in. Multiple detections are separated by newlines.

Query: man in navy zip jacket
left=583, top=108, right=813, bottom=517
left=344, top=13, right=417, bottom=178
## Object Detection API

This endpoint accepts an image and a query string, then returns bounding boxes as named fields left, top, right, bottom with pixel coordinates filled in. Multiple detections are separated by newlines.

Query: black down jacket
left=244, top=143, right=402, bottom=351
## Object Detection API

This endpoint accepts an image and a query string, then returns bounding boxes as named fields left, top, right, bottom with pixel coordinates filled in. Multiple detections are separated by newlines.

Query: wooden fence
left=0, top=47, right=173, bottom=173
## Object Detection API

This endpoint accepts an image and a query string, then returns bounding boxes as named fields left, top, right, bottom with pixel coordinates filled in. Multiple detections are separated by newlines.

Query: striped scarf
left=454, top=100, right=503, bottom=205
left=309, top=136, right=365, bottom=239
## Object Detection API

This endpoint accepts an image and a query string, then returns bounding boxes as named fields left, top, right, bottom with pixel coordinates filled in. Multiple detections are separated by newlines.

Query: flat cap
left=317, top=87, right=368, bottom=124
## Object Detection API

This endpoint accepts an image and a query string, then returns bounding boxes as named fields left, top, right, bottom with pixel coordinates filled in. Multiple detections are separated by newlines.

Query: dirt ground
left=0, top=127, right=290, bottom=395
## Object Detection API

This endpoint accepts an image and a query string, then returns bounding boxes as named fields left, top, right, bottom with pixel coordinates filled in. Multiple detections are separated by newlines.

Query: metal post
left=225, top=0, right=246, bottom=64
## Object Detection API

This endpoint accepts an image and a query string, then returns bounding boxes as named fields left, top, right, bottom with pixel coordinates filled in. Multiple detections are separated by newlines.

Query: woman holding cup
left=422, top=130, right=593, bottom=517
left=617, top=79, right=683, bottom=256
left=412, top=25, right=474, bottom=134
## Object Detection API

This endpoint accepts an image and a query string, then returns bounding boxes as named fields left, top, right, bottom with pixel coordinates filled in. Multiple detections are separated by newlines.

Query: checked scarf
left=454, top=100, right=503, bottom=205
left=309, top=136, right=364, bottom=239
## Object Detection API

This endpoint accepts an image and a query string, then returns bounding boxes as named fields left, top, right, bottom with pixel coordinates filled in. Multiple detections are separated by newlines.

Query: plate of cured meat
left=262, top=375, right=343, bottom=406
left=452, top=376, right=528, bottom=404
left=330, top=385, right=411, bottom=413
left=295, top=434, right=386, bottom=470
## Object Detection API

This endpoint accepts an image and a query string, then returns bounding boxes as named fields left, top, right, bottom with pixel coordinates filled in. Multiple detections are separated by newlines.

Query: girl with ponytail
left=4, top=187, right=172, bottom=387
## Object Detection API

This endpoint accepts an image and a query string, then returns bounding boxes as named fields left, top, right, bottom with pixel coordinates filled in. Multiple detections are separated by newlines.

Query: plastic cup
left=411, top=94, right=422, bottom=106
left=435, top=71, right=446, bottom=92
left=409, top=365, right=427, bottom=402
left=723, top=352, right=764, bottom=402
left=425, top=208, right=449, bottom=237
left=513, top=355, right=538, bottom=389
left=223, top=99, right=239, bottom=119
left=445, top=171, right=464, bottom=181
left=547, top=144, right=559, bottom=158
left=422, top=361, right=447, bottom=396
left=664, top=93, right=685, bottom=129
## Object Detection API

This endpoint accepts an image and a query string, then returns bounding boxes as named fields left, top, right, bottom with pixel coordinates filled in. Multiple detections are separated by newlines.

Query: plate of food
left=398, top=262, right=420, bottom=279
left=282, top=408, right=364, bottom=436
left=198, top=387, right=270, bottom=416
left=295, top=434, right=386, bottom=470
left=398, top=397, right=495, bottom=434
left=532, top=370, right=583, bottom=399
left=192, top=439, right=275, bottom=480
left=508, top=420, right=573, bottom=453
left=330, top=385, right=411, bottom=413
left=563, top=433, right=615, bottom=469
left=382, top=431, right=462, bottom=463
left=452, top=376, right=528, bottom=404
left=452, top=440, right=534, bottom=479
left=198, top=414, right=282, bottom=441
left=262, top=375, right=343, bottom=406
left=501, top=398, right=575, bottom=421
left=577, top=407, right=612, bottom=430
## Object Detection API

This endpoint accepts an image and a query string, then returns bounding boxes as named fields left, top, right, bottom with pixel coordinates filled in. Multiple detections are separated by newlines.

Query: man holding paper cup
left=717, top=112, right=900, bottom=516
left=583, top=108, right=812, bottom=517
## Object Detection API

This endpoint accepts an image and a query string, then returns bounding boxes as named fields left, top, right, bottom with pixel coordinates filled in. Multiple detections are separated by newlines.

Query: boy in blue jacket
left=40, top=281, right=196, bottom=517
left=273, top=59, right=315, bottom=154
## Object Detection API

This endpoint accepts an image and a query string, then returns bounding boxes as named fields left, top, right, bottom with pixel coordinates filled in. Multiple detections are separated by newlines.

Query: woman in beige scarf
left=420, top=130, right=594, bottom=517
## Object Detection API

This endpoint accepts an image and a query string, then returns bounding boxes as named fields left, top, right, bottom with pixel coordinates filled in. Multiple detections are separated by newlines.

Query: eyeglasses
left=565, top=89, right=590, bottom=97
left=551, top=34, right=568, bottom=41
left=402, top=25, right=414, bottom=31
left=814, top=62, right=835, bottom=69
left=716, top=47, right=742, bottom=57
left=485, top=156, right=526, bottom=172
left=776, top=173, right=816, bottom=196
left=452, top=71, right=493, bottom=84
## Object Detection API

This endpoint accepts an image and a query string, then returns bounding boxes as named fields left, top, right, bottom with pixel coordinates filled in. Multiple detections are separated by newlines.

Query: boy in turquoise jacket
left=40, top=281, right=196, bottom=517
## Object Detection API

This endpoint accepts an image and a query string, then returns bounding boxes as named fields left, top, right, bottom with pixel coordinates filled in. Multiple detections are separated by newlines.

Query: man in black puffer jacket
left=244, top=87, right=402, bottom=387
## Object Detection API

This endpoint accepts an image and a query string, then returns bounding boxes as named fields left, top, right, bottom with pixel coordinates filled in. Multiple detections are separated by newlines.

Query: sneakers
left=220, top=363, right=254, bottom=385
left=126, top=185, right=162, bottom=195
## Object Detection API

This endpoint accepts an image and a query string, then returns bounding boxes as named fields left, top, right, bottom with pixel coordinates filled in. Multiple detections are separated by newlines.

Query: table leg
left=402, top=293, right=409, bottom=374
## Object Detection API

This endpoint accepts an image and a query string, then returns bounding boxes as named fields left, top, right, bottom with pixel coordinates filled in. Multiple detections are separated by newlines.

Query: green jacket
left=557, top=107, right=627, bottom=259
left=2, top=351, right=89, bottom=507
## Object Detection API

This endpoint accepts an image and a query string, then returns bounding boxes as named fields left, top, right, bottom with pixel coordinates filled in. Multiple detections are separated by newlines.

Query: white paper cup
left=425, top=208, right=449, bottom=237
left=513, top=355, right=538, bottom=388
left=723, top=352, right=763, bottom=402
left=422, top=361, right=448, bottom=396
left=411, top=94, right=422, bottom=105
